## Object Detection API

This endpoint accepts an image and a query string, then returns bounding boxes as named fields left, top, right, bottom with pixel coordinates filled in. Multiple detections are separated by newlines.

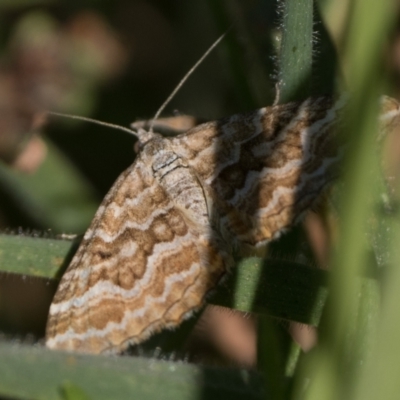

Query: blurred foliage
left=0, top=0, right=400, bottom=399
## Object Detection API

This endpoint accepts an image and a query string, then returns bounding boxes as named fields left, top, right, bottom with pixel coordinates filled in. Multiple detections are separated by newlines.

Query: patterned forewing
left=46, top=153, right=227, bottom=354
left=46, top=94, right=400, bottom=355
left=173, top=96, right=345, bottom=246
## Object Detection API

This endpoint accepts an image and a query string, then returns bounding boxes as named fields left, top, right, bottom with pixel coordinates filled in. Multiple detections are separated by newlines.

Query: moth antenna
left=149, top=29, right=230, bottom=133
left=48, top=111, right=139, bottom=137
left=49, top=29, right=229, bottom=144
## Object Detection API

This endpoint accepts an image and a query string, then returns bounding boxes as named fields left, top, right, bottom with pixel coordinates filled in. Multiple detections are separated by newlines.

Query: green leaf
left=0, top=234, right=74, bottom=278
left=278, top=0, right=314, bottom=102
left=60, top=382, right=92, bottom=400
left=215, top=257, right=327, bottom=326
left=0, top=342, right=265, bottom=400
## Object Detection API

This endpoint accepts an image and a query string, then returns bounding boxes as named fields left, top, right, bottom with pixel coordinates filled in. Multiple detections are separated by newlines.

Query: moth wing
left=173, top=96, right=343, bottom=246
left=46, top=156, right=228, bottom=354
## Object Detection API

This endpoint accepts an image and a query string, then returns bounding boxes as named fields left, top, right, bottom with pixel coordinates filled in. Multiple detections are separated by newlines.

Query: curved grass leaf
left=0, top=341, right=264, bottom=400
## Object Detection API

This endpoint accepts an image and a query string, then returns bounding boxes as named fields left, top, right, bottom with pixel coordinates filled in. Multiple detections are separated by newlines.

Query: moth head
left=132, top=128, right=162, bottom=153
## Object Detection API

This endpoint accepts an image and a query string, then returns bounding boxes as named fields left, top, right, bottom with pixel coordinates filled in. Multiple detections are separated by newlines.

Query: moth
left=45, top=94, right=400, bottom=354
